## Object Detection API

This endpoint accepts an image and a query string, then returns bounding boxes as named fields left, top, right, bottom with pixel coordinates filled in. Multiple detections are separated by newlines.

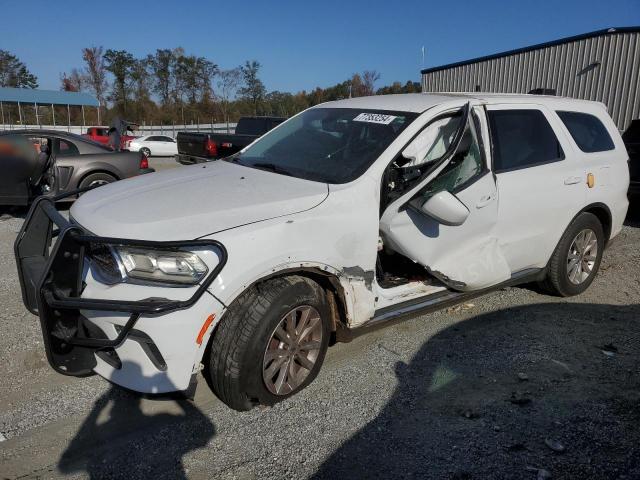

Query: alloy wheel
left=88, top=179, right=110, bottom=187
left=567, top=228, right=598, bottom=285
left=262, top=305, right=323, bottom=395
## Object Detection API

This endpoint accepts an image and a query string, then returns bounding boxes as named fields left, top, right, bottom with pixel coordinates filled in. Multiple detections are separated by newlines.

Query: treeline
left=1, top=47, right=421, bottom=126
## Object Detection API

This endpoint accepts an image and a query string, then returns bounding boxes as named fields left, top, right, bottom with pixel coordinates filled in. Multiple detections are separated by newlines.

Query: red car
left=83, top=126, right=138, bottom=150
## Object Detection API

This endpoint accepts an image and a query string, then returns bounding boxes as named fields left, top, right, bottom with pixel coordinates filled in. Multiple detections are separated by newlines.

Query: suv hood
left=70, top=161, right=329, bottom=240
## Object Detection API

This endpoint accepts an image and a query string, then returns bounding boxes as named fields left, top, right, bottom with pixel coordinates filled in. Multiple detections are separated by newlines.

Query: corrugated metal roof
left=0, top=87, right=99, bottom=106
left=421, top=28, right=640, bottom=130
left=421, top=26, right=640, bottom=74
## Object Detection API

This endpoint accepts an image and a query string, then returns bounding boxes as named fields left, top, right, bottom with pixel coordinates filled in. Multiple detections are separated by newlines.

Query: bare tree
left=361, top=70, right=381, bottom=96
left=216, top=68, right=242, bottom=129
left=60, top=69, right=84, bottom=92
left=81, top=47, right=108, bottom=109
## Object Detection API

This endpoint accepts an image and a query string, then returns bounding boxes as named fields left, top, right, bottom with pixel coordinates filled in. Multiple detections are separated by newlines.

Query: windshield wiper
left=249, top=162, right=294, bottom=177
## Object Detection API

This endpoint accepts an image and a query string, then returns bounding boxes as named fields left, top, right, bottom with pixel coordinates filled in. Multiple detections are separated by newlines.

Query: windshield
left=227, top=108, right=418, bottom=183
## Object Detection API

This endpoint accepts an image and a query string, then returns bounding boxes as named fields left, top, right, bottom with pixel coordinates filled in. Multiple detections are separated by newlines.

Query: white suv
left=15, top=93, right=630, bottom=411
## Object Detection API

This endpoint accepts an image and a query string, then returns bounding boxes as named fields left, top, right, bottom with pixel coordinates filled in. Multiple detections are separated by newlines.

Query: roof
left=319, top=93, right=460, bottom=113
left=0, top=128, right=84, bottom=137
left=319, top=92, right=605, bottom=113
left=421, top=26, right=640, bottom=75
left=0, top=87, right=99, bottom=107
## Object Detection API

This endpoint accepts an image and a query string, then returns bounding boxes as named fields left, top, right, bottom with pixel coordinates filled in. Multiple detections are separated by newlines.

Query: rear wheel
left=140, top=147, right=151, bottom=157
left=78, top=172, right=117, bottom=189
left=208, top=276, right=330, bottom=411
left=540, top=212, right=604, bottom=297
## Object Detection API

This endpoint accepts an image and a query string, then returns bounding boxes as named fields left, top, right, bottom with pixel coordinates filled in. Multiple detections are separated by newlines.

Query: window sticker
left=353, top=113, right=397, bottom=125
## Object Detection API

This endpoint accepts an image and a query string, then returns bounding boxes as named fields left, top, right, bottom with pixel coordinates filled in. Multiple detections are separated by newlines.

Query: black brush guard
left=14, top=189, right=227, bottom=376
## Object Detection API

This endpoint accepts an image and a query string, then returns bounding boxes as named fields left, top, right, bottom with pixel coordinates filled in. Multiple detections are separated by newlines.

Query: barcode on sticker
left=353, top=113, right=397, bottom=125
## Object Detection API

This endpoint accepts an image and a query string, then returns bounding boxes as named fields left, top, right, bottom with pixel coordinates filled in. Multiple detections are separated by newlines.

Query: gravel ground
left=0, top=200, right=638, bottom=480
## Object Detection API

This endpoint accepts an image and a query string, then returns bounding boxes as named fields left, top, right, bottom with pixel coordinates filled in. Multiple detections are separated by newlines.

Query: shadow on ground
left=313, top=303, right=640, bottom=479
left=57, top=363, right=215, bottom=479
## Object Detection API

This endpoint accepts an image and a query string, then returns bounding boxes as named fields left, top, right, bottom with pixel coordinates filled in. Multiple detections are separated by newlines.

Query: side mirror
left=420, top=191, right=469, bottom=226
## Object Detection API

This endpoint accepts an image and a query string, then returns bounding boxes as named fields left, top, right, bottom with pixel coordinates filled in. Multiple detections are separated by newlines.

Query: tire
left=540, top=212, right=605, bottom=297
left=140, top=147, right=151, bottom=157
left=78, top=172, right=117, bottom=189
left=208, top=276, right=331, bottom=411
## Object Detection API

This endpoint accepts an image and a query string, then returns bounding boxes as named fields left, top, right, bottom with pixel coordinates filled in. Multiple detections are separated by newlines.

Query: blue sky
left=3, top=0, right=639, bottom=93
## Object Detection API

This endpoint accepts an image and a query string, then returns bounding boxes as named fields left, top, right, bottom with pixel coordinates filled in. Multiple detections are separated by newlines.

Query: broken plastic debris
left=544, top=438, right=565, bottom=453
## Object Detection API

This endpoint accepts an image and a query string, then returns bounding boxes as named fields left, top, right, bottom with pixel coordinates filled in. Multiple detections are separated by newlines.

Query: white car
left=128, top=135, right=178, bottom=157
left=16, top=93, right=629, bottom=411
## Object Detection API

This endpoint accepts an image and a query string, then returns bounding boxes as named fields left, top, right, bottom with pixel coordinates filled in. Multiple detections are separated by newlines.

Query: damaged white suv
left=16, top=93, right=629, bottom=411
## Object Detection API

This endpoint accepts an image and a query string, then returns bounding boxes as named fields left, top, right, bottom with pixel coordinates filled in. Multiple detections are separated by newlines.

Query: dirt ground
left=0, top=197, right=638, bottom=480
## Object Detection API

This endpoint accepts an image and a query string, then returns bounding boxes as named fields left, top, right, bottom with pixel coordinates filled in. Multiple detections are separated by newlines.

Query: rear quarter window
left=488, top=109, right=565, bottom=173
left=557, top=111, right=615, bottom=153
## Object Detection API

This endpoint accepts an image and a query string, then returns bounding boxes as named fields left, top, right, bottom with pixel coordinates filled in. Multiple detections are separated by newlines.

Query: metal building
left=421, top=27, right=640, bottom=131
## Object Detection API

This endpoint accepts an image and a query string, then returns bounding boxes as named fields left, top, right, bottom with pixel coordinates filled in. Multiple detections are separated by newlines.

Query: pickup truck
left=175, top=116, right=285, bottom=165
left=83, top=126, right=137, bottom=150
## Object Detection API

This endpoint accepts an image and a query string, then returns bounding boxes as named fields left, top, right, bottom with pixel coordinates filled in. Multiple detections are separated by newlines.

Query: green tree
left=239, top=60, right=266, bottom=115
left=147, top=48, right=178, bottom=106
left=104, top=49, right=135, bottom=113
left=0, top=50, right=38, bottom=88
left=175, top=54, right=217, bottom=104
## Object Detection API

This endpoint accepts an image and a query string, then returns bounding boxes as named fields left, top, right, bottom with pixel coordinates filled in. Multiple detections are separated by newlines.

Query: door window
left=417, top=113, right=485, bottom=201
left=488, top=109, right=564, bottom=173
left=556, top=111, right=615, bottom=153
left=401, top=115, right=461, bottom=169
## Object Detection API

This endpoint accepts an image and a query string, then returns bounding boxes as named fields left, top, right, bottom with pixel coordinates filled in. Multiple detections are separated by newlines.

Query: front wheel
left=208, top=276, right=331, bottom=411
left=540, top=212, right=605, bottom=297
left=140, top=147, right=151, bottom=157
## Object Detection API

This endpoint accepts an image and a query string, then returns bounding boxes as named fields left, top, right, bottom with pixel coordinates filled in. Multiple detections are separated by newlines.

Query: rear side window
left=557, top=111, right=615, bottom=153
left=57, top=139, right=80, bottom=156
left=237, top=118, right=266, bottom=135
left=488, top=109, right=564, bottom=173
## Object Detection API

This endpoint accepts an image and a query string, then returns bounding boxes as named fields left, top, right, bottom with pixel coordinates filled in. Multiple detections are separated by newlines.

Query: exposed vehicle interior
left=376, top=107, right=481, bottom=290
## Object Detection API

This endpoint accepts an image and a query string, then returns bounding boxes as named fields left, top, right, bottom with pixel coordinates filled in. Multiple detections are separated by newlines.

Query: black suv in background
left=623, top=119, right=640, bottom=198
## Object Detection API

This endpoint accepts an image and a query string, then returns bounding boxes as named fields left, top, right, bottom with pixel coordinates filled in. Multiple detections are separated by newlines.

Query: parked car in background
left=176, top=116, right=285, bottom=164
left=127, top=135, right=178, bottom=157
left=15, top=94, right=629, bottom=412
left=0, top=129, right=153, bottom=205
left=83, top=126, right=138, bottom=150
left=623, top=119, right=640, bottom=197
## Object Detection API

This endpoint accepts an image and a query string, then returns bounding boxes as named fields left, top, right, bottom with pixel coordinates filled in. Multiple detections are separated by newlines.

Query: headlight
left=116, top=247, right=208, bottom=285
left=89, top=245, right=212, bottom=286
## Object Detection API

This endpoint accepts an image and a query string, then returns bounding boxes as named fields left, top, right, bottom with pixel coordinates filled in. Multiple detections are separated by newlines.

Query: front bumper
left=14, top=190, right=227, bottom=382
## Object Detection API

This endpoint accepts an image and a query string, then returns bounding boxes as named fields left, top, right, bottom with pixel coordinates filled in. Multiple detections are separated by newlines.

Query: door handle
left=476, top=195, right=494, bottom=208
left=564, top=176, right=582, bottom=185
